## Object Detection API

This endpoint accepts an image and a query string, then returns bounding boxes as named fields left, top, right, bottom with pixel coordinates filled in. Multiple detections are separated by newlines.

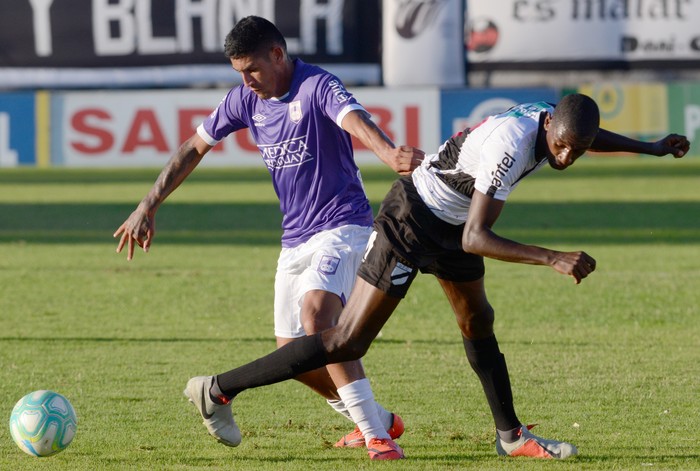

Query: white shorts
left=273, top=224, right=373, bottom=338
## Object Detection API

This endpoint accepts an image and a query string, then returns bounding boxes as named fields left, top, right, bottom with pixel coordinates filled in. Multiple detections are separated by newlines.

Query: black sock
left=497, top=425, right=523, bottom=444
left=463, top=335, right=520, bottom=432
left=215, top=332, right=328, bottom=400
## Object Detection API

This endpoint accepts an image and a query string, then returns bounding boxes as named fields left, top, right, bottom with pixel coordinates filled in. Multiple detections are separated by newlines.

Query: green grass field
left=1, top=157, right=699, bottom=470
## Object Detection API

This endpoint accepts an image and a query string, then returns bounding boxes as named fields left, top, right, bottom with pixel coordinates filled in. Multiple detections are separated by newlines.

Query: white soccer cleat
left=184, top=376, right=241, bottom=447
left=496, top=424, right=578, bottom=459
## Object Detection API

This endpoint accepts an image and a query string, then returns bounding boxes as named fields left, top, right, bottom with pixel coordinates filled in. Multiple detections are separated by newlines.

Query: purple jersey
left=197, top=59, right=373, bottom=248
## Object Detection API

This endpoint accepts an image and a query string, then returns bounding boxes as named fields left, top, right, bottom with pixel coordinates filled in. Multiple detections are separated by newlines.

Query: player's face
left=230, top=47, right=286, bottom=99
left=544, top=117, right=591, bottom=171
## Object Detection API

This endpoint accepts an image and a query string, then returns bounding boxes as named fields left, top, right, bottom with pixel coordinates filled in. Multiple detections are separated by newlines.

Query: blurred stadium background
left=0, top=0, right=698, bottom=168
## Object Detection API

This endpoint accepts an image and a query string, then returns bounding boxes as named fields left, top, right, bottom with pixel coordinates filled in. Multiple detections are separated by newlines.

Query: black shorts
left=357, top=177, right=485, bottom=298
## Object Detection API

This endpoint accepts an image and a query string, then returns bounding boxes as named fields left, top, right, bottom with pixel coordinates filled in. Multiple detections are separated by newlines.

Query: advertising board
left=0, top=0, right=381, bottom=88
left=56, top=87, right=440, bottom=167
left=467, top=1, right=700, bottom=69
left=0, top=93, right=37, bottom=167
left=439, top=88, right=558, bottom=142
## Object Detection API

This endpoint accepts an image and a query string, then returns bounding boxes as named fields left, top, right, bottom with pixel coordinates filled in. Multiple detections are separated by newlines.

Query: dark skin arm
left=470, top=108, right=690, bottom=280
left=113, top=133, right=212, bottom=260
left=462, top=190, right=596, bottom=284
left=590, top=129, right=689, bottom=157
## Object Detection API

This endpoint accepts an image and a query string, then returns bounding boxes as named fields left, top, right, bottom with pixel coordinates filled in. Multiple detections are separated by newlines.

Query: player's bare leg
left=286, top=289, right=404, bottom=449
left=439, top=278, right=577, bottom=459
left=316, top=280, right=406, bottom=459
left=191, top=279, right=405, bottom=459
left=277, top=337, right=402, bottom=440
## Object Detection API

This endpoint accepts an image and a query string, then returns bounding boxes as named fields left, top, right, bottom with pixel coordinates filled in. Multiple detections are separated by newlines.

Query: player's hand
left=652, top=133, right=690, bottom=158
left=388, top=146, right=425, bottom=176
left=113, top=208, right=156, bottom=261
left=550, top=251, right=597, bottom=284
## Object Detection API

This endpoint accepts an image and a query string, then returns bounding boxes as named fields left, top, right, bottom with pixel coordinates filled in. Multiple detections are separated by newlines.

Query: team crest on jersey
left=289, top=100, right=302, bottom=123
left=317, top=255, right=340, bottom=275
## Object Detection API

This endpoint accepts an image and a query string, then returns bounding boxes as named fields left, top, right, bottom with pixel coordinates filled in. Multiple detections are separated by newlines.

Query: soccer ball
left=9, top=390, right=78, bottom=457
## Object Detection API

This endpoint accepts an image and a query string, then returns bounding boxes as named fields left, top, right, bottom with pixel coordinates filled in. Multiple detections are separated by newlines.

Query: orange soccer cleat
left=496, top=424, right=578, bottom=459
left=366, top=438, right=404, bottom=460
left=334, top=413, right=405, bottom=448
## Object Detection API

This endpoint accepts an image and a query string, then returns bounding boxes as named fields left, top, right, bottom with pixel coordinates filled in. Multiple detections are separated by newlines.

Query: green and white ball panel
left=9, top=390, right=78, bottom=457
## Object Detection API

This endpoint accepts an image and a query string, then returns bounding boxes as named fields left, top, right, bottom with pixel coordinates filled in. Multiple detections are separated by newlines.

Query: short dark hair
left=552, top=93, right=600, bottom=147
left=224, top=16, right=287, bottom=59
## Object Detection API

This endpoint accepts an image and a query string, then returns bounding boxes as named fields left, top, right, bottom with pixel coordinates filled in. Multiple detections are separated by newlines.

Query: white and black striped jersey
left=412, top=101, right=553, bottom=225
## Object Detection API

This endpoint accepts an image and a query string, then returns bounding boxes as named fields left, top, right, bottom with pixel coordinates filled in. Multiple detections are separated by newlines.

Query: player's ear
left=270, top=45, right=285, bottom=63
left=543, top=113, right=553, bottom=131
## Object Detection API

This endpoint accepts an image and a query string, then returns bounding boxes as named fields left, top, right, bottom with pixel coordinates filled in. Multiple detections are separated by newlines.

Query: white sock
left=337, top=378, right=389, bottom=442
left=327, top=399, right=394, bottom=430
left=374, top=402, right=394, bottom=431
left=326, top=399, right=353, bottom=422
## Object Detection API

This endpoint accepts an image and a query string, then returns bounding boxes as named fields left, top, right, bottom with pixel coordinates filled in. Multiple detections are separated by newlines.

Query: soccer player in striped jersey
left=184, top=93, right=689, bottom=460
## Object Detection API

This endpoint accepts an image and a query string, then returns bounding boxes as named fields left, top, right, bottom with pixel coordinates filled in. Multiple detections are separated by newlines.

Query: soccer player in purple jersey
left=176, top=94, right=690, bottom=460
left=113, top=16, right=423, bottom=460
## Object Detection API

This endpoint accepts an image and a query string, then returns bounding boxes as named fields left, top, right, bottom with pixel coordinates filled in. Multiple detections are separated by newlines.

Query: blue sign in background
left=440, top=88, right=559, bottom=142
left=0, top=92, right=36, bottom=165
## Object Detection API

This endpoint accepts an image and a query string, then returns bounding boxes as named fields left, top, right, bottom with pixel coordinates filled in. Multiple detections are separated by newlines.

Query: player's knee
left=301, top=314, right=333, bottom=334
left=301, top=293, right=343, bottom=334
left=457, top=304, right=495, bottom=339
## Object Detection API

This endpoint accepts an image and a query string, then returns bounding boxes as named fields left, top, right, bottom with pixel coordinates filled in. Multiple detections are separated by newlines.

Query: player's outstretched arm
left=462, top=190, right=596, bottom=284
left=113, top=134, right=212, bottom=261
left=341, top=109, right=425, bottom=175
left=590, top=129, right=690, bottom=158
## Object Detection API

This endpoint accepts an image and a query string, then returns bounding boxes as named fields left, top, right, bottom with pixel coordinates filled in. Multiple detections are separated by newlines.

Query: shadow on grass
left=0, top=159, right=697, bottom=184
left=573, top=454, right=700, bottom=465
left=0, top=336, right=616, bottom=347
left=1, top=201, right=698, bottom=245
left=0, top=166, right=400, bottom=184
left=0, top=336, right=277, bottom=343
left=0, top=202, right=283, bottom=245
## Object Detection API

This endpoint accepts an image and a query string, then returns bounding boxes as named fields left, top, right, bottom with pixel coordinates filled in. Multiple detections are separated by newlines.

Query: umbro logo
left=252, top=114, right=266, bottom=126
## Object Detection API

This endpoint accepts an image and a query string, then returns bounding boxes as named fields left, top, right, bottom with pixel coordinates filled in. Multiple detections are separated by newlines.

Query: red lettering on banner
left=122, top=109, right=169, bottom=152
left=70, top=106, right=263, bottom=159
left=71, top=109, right=114, bottom=154
left=351, top=107, right=394, bottom=151
left=178, top=109, right=209, bottom=142
left=178, top=109, right=225, bottom=153
left=405, top=106, right=419, bottom=147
